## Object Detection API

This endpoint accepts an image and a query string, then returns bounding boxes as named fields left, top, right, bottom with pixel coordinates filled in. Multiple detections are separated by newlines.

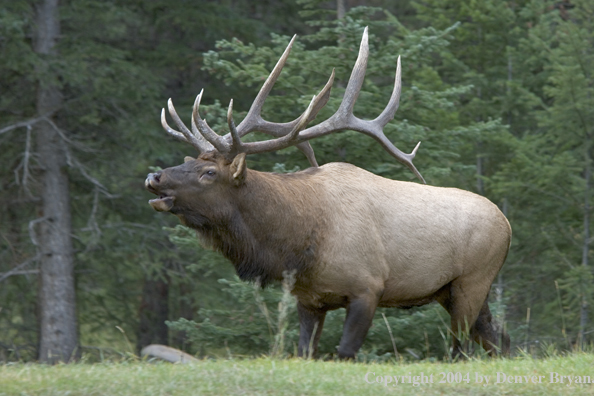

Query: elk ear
left=230, top=153, right=247, bottom=186
left=184, top=156, right=195, bottom=163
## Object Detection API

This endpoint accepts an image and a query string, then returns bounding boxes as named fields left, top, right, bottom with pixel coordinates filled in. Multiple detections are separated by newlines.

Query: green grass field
left=2, top=354, right=594, bottom=395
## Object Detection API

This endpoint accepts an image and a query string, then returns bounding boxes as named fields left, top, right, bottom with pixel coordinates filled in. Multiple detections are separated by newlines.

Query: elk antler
left=161, top=27, right=425, bottom=183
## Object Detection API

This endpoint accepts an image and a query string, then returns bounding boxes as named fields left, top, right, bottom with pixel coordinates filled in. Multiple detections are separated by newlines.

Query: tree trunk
left=579, top=145, right=591, bottom=349
left=34, top=0, right=78, bottom=363
left=337, top=0, right=346, bottom=19
left=171, top=281, right=194, bottom=351
left=136, top=271, right=170, bottom=353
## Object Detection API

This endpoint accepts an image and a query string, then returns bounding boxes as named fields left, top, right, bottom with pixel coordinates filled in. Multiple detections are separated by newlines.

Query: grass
left=1, top=353, right=594, bottom=395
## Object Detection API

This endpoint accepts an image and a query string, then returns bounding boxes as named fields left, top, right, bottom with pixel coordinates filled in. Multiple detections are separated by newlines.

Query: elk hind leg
left=437, top=281, right=487, bottom=360
left=471, top=300, right=510, bottom=357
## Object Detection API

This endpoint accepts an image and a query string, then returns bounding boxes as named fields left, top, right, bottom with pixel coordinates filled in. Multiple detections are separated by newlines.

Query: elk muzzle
left=145, top=172, right=176, bottom=212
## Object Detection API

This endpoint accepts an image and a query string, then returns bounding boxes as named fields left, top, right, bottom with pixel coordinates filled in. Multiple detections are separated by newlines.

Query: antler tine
left=331, top=49, right=425, bottom=183
left=292, top=95, right=318, bottom=137
left=375, top=56, right=402, bottom=127
left=301, top=69, right=335, bottom=126
left=243, top=69, right=335, bottom=167
left=191, top=90, right=230, bottom=153
left=361, top=128, right=425, bottom=184
left=161, top=108, right=188, bottom=142
left=297, top=142, right=319, bottom=167
left=273, top=69, right=335, bottom=137
left=233, top=66, right=335, bottom=140
left=229, top=91, right=319, bottom=165
left=227, top=99, right=243, bottom=151
left=238, top=94, right=319, bottom=154
left=235, top=35, right=297, bottom=137
left=367, top=55, right=425, bottom=183
left=164, top=99, right=214, bottom=153
left=351, top=55, right=425, bottom=183
left=337, top=27, right=370, bottom=117
left=290, top=70, right=336, bottom=169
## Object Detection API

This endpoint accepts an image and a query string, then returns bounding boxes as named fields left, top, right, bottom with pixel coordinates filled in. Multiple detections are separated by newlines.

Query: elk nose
left=145, top=172, right=162, bottom=189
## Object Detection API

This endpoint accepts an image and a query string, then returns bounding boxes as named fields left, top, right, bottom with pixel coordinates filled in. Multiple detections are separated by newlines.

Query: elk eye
left=201, top=170, right=216, bottom=179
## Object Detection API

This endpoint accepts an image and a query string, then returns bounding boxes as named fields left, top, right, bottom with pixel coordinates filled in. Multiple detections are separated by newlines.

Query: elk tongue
left=149, top=196, right=175, bottom=212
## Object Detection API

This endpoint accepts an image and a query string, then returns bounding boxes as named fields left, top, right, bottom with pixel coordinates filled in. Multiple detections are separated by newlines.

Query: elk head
left=146, top=27, right=425, bottom=215
left=145, top=151, right=247, bottom=224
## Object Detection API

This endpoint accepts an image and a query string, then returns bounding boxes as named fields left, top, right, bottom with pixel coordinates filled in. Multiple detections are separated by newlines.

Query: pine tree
left=0, top=0, right=162, bottom=361
left=491, top=0, right=594, bottom=349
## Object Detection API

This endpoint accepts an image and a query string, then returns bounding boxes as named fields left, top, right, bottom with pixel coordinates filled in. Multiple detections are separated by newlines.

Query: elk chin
left=149, top=196, right=175, bottom=212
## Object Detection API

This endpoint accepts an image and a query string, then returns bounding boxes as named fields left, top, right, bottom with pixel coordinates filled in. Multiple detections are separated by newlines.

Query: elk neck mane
left=186, top=166, right=327, bottom=287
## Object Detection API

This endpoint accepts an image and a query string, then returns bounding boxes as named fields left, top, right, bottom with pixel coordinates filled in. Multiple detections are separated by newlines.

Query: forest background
left=1, top=0, right=592, bottom=363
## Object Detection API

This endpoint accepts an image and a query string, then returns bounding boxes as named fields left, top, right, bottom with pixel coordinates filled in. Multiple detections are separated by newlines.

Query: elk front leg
left=297, top=302, right=326, bottom=358
left=337, top=295, right=379, bottom=359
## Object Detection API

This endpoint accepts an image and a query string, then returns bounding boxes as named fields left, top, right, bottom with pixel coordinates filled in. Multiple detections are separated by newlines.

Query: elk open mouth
left=149, top=195, right=175, bottom=212
left=145, top=175, right=175, bottom=212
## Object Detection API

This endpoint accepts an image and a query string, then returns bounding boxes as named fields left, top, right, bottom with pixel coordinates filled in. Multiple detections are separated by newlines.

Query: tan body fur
left=245, top=163, right=510, bottom=318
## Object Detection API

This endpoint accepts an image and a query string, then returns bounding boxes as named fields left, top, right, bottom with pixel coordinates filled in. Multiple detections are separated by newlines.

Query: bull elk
left=145, top=28, right=511, bottom=359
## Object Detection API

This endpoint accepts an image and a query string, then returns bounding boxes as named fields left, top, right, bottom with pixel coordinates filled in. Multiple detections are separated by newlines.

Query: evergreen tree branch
left=0, top=255, right=41, bottom=284
left=0, top=115, right=48, bottom=135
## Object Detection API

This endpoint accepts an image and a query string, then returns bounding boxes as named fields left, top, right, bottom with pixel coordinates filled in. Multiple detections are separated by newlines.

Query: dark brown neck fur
left=182, top=167, right=325, bottom=287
